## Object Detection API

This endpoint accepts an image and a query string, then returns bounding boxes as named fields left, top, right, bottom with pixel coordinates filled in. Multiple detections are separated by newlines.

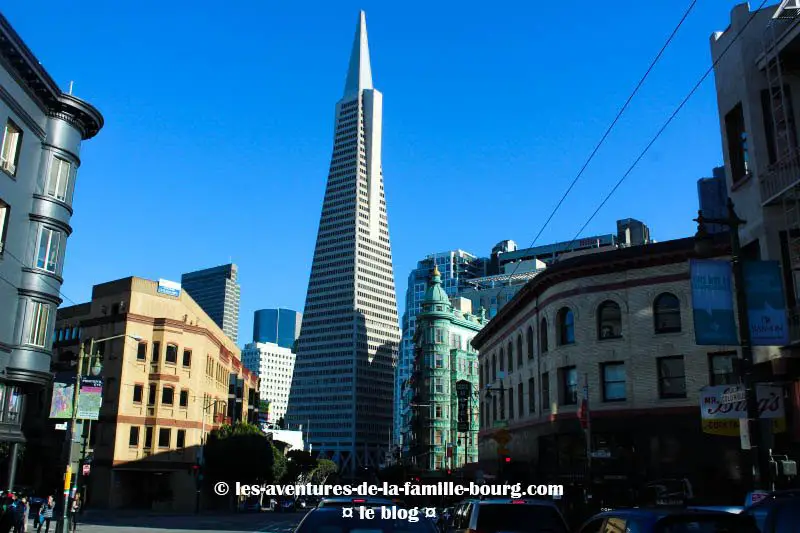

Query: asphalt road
left=53, top=511, right=306, bottom=533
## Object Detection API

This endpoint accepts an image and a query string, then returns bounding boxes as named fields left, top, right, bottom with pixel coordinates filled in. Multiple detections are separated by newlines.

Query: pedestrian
left=36, top=497, right=54, bottom=533
left=15, top=497, right=29, bottom=533
left=68, top=495, right=80, bottom=533
left=0, top=494, right=19, bottom=533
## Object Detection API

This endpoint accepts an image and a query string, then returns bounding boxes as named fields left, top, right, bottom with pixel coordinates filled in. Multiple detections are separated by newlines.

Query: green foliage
left=205, top=422, right=274, bottom=484
left=283, top=450, right=317, bottom=483
left=272, top=445, right=287, bottom=483
left=311, top=459, right=338, bottom=485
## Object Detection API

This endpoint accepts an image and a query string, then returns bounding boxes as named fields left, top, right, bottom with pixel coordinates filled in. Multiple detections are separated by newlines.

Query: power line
left=499, top=0, right=698, bottom=289
left=564, top=0, right=769, bottom=251
left=1, top=246, right=79, bottom=306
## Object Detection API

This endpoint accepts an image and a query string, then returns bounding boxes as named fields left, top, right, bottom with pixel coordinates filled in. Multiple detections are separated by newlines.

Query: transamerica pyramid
left=286, top=11, right=400, bottom=476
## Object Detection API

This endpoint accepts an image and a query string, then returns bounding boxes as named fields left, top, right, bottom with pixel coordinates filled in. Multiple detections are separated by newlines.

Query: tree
left=283, top=450, right=317, bottom=483
left=272, top=445, right=287, bottom=483
left=204, top=422, right=274, bottom=486
left=310, top=459, right=338, bottom=485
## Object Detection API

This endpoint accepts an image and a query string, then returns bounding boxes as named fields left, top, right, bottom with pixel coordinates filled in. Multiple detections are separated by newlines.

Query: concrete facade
left=39, top=277, right=257, bottom=511
left=471, top=237, right=748, bottom=494
left=0, top=14, right=103, bottom=448
left=242, top=341, right=295, bottom=424
left=286, top=11, right=401, bottom=476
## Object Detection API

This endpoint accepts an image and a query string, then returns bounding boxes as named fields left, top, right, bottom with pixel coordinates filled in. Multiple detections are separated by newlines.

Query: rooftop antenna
left=68, top=81, right=74, bottom=95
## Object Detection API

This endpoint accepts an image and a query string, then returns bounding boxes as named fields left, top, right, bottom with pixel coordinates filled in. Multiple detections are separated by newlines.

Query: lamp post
left=59, top=333, right=141, bottom=533
left=694, top=198, right=764, bottom=491
left=484, top=380, right=508, bottom=479
left=196, top=397, right=227, bottom=513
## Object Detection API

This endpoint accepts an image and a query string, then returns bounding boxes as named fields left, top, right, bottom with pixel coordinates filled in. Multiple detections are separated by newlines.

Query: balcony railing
left=760, top=147, right=800, bottom=205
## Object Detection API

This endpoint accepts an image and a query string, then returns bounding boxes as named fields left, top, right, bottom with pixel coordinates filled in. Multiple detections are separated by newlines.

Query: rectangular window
left=27, top=301, right=50, bottom=347
left=158, top=428, right=170, bottom=448
left=152, top=341, right=160, bottom=362
left=602, top=362, right=626, bottom=402
left=161, top=387, right=174, bottom=405
left=560, top=366, right=578, bottom=405
left=47, top=156, right=71, bottom=202
left=658, top=356, right=687, bottom=399
left=518, top=382, right=524, bottom=416
left=165, top=344, right=178, bottom=364
left=179, top=390, right=189, bottom=407
left=434, top=328, right=444, bottom=344
left=1, top=121, right=22, bottom=176
left=709, top=352, right=737, bottom=386
left=144, top=426, right=153, bottom=448
left=508, top=388, right=514, bottom=419
left=725, top=103, right=749, bottom=183
left=36, top=227, right=61, bottom=272
left=434, top=353, right=444, bottom=369
left=451, top=334, right=462, bottom=350
left=136, top=342, right=147, bottom=361
left=434, top=405, right=442, bottom=418
left=182, top=349, right=192, bottom=367
left=129, top=426, right=139, bottom=447
left=147, top=384, right=156, bottom=406
left=0, top=200, right=9, bottom=254
left=541, top=372, right=550, bottom=411
left=434, top=377, right=444, bottom=394
left=528, top=377, right=536, bottom=413
left=176, top=429, right=186, bottom=448
left=132, top=384, right=143, bottom=403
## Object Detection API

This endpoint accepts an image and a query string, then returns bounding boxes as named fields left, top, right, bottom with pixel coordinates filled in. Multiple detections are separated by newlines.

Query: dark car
left=739, top=490, right=800, bottom=532
left=449, top=498, right=568, bottom=533
left=275, top=497, right=296, bottom=512
left=295, top=507, right=438, bottom=532
left=577, top=508, right=760, bottom=533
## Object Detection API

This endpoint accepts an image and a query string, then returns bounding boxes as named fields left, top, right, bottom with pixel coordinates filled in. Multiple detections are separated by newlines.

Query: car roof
left=743, top=490, right=800, bottom=510
left=594, top=508, right=745, bottom=518
left=475, top=498, right=558, bottom=506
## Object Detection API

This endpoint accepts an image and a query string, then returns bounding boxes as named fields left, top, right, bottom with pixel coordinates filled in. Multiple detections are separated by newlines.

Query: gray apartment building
left=0, top=13, right=103, bottom=475
left=181, top=263, right=240, bottom=343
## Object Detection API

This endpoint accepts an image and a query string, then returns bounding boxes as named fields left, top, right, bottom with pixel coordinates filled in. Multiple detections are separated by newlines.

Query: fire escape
left=760, top=0, right=800, bottom=338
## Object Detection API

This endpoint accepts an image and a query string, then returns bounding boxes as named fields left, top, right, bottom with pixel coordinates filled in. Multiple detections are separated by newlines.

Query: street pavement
left=62, top=510, right=306, bottom=533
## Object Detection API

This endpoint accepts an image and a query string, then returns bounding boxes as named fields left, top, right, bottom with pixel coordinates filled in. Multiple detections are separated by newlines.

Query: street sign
left=721, top=387, right=746, bottom=405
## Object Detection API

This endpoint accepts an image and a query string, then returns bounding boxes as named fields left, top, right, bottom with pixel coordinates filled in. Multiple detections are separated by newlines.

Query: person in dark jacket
left=0, top=495, right=19, bottom=533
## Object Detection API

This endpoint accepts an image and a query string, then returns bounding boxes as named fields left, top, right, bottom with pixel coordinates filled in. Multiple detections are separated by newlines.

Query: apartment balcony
left=760, top=147, right=800, bottom=205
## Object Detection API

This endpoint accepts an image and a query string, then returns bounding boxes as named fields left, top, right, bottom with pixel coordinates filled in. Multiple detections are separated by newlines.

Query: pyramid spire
left=343, top=11, right=373, bottom=97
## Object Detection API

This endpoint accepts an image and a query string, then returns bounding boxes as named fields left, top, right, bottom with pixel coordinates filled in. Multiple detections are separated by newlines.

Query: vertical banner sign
left=49, top=374, right=76, bottom=419
left=456, top=380, right=471, bottom=432
left=743, top=261, right=790, bottom=346
left=690, top=260, right=739, bottom=345
left=77, top=378, right=103, bottom=420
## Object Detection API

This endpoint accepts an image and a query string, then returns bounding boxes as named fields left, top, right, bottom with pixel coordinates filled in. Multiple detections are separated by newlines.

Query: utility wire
left=564, top=0, right=769, bottom=251
left=498, top=0, right=698, bottom=288
left=1, top=246, right=79, bottom=306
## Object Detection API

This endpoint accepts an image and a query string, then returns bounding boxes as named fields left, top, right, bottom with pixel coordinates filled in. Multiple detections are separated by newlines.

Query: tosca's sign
left=700, top=385, right=786, bottom=436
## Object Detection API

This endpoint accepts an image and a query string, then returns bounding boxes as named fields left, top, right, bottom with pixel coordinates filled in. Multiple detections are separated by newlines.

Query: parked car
left=448, top=498, right=568, bottom=533
left=740, top=490, right=800, bottom=532
left=295, top=507, right=437, bottom=532
left=276, top=497, right=296, bottom=512
left=576, top=508, right=759, bottom=533
left=317, top=497, right=397, bottom=508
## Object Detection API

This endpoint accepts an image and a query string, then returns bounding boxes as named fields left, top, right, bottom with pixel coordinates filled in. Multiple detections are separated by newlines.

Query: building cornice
left=472, top=236, right=729, bottom=349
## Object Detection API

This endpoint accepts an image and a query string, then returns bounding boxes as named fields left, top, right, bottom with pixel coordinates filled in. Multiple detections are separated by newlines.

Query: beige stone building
left=471, top=237, right=753, bottom=503
left=45, top=276, right=257, bottom=511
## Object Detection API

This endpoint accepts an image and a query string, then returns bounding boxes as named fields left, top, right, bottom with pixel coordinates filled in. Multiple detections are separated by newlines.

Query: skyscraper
left=286, top=11, right=400, bottom=475
left=253, top=308, right=302, bottom=349
left=697, top=166, right=729, bottom=234
left=181, top=263, right=240, bottom=342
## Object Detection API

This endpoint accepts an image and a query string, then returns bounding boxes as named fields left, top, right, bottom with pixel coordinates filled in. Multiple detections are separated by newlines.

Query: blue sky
left=5, top=1, right=750, bottom=344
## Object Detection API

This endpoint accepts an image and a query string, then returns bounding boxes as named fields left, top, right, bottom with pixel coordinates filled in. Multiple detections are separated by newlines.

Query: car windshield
left=296, top=510, right=435, bottom=532
left=657, top=515, right=759, bottom=533
left=476, top=504, right=567, bottom=533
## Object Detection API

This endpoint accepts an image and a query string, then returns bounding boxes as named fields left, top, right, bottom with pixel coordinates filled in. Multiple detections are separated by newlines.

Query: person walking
left=15, top=497, right=29, bottom=533
left=67, top=495, right=80, bottom=533
left=0, top=494, right=18, bottom=533
left=36, top=497, right=54, bottom=533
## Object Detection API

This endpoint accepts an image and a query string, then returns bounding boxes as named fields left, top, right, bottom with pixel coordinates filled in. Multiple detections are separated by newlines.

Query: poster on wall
left=699, top=385, right=786, bottom=436
left=690, top=260, right=738, bottom=345
left=743, top=261, right=790, bottom=346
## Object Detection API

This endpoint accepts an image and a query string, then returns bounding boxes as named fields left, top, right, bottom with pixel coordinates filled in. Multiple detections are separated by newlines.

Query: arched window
left=598, top=300, right=622, bottom=339
left=654, top=293, right=681, bottom=333
left=557, top=307, right=575, bottom=345
left=527, top=327, right=534, bottom=360
left=492, top=354, right=497, bottom=380
left=517, top=335, right=523, bottom=366
left=540, top=318, right=549, bottom=353
left=507, top=342, right=513, bottom=373
left=499, top=348, right=505, bottom=372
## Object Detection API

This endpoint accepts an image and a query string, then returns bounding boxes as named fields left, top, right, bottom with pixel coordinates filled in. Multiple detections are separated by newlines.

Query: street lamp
left=60, top=333, right=141, bottom=532
left=694, top=198, right=764, bottom=491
